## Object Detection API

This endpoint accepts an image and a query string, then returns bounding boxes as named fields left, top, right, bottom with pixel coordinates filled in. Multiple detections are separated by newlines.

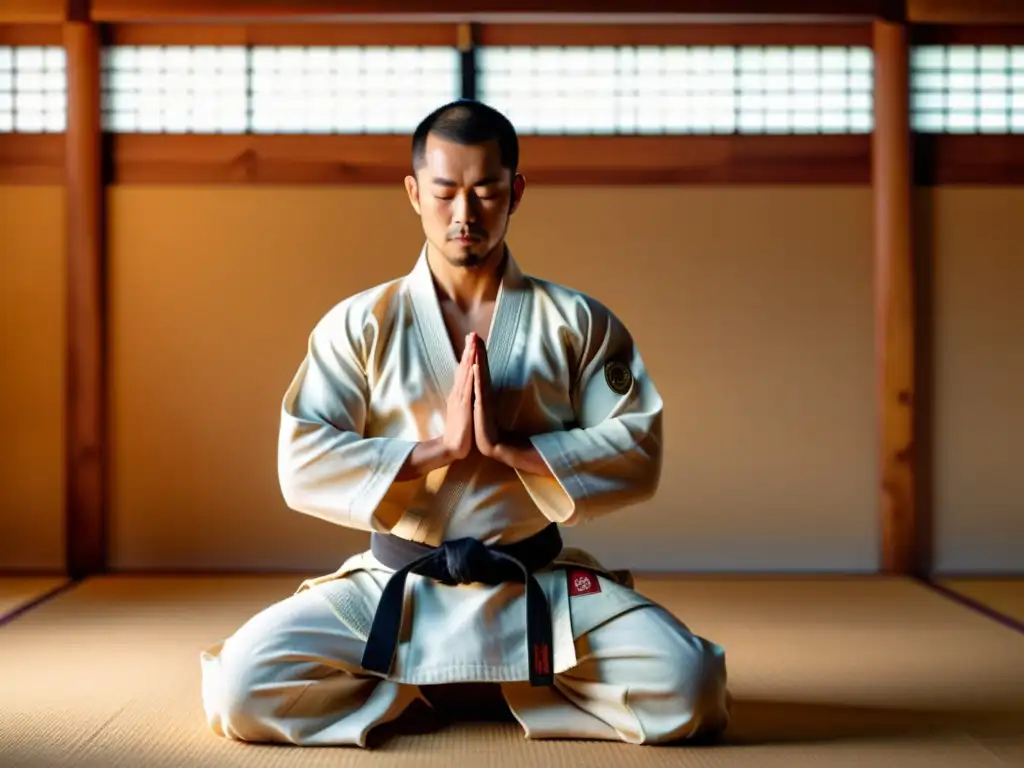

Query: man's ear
left=509, top=173, right=526, bottom=215
left=404, top=174, right=421, bottom=215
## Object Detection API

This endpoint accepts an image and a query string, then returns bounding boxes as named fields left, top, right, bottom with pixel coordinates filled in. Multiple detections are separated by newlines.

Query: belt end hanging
left=529, top=642, right=554, bottom=687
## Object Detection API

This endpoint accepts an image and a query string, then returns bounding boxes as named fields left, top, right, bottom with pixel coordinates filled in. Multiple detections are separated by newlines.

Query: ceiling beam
left=88, top=0, right=887, bottom=23
left=909, top=0, right=1024, bottom=23
left=0, top=0, right=65, bottom=22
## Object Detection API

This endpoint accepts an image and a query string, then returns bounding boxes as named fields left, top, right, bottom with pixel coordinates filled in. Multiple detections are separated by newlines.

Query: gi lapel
left=406, top=244, right=527, bottom=408
left=408, top=246, right=458, bottom=400
left=485, top=249, right=527, bottom=411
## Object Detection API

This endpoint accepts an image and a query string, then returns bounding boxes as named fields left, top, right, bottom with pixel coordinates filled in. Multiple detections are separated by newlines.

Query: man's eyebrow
left=430, top=176, right=503, bottom=187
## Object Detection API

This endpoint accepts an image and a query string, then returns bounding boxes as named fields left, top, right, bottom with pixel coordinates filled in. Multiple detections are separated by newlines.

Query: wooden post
left=457, top=22, right=476, bottom=100
left=873, top=19, right=923, bottom=576
left=63, top=1, right=106, bottom=578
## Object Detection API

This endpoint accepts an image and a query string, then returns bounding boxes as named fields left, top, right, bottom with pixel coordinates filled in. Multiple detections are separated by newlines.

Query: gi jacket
left=279, top=246, right=664, bottom=685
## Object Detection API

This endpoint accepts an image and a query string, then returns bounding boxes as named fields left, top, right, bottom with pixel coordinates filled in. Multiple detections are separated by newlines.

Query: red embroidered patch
left=533, top=643, right=550, bottom=675
left=567, top=569, right=602, bottom=597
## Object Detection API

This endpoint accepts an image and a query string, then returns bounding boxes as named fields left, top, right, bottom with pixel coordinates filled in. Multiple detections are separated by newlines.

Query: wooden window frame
left=0, top=25, right=65, bottom=180
left=2, top=20, right=1024, bottom=185
left=910, top=24, right=1024, bottom=184
left=2, top=21, right=878, bottom=184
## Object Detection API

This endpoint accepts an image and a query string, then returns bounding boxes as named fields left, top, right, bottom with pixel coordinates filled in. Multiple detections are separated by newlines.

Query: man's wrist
left=491, top=441, right=513, bottom=466
left=491, top=437, right=529, bottom=469
left=398, top=437, right=458, bottom=481
left=491, top=435, right=554, bottom=478
left=436, top=437, right=462, bottom=467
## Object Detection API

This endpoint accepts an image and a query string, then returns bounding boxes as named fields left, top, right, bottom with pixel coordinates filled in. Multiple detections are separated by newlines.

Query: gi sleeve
left=516, top=298, right=664, bottom=526
left=277, top=307, right=418, bottom=533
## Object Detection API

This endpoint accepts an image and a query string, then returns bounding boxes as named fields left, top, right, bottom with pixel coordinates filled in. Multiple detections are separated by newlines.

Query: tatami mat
left=0, top=577, right=66, bottom=619
left=1, top=575, right=1022, bottom=767
left=940, top=578, right=1024, bottom=625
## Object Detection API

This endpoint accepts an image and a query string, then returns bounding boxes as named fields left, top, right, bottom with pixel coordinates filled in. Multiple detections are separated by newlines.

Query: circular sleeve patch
left=604, top=360, right=633, bottom=395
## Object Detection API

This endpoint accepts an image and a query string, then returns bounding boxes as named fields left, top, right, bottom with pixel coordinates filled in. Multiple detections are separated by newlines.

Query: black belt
left=360, top=523, right=563, bottom=687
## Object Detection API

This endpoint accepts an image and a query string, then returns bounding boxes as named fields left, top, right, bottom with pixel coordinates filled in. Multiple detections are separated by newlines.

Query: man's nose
left=451, top=192, right=479, bottom=223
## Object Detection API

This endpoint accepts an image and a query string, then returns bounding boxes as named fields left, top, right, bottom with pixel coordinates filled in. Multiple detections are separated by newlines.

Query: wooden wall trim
left=475, top=22, right=874, bottom=46
left=0, top=134, right=64, bottom=182
left=8, top=132, right=1024, bottom=187
left=913, top=22, right=1024, bottom=43
left=517, top=134, right=870, bottom=184
left=105, top=21, right=874, bottom=47
left=909, top=0, right=1024, bottom=24
left=916, top=135, right=1024, bottom=185
left=911, top=23, right=1024, bottom=44
left=0, top=23, right=64, bottom=43
left=106, top=133, right=870, bottom=185
left=63, top=16, right=108, bottom=578
left=873, top=19, right=927, bottom=576
left=107, top=22, right=458, bottom=46
left=0, top=1, right=65, bottom=23
left=89, top=1, right=888, bottom=22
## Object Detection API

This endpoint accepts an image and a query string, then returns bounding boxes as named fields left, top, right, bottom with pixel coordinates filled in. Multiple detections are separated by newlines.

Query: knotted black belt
left=360, top=523, right=563, bottom=687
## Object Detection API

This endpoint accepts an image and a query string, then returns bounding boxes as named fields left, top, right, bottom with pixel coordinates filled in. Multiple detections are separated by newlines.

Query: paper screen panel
left=477, top=45, right=874, bottom=135
left=0, top=46, right=66, bottom=133
left=248, top=45, right=460, bottom=134
left=912, top=45, right=1024, bottom=134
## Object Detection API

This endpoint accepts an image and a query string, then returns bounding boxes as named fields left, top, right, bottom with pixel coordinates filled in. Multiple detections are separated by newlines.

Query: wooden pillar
left=63, top=2, right=106, bottom=578
left=457, top=22, right=477, bottom=101
left=873, top=19, right=923, bottom=576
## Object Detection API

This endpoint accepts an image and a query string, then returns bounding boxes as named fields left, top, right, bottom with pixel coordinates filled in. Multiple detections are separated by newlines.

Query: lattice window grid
left=248, top=46, right=462, bottom=134
left=101, top=46, right=249, bottom=133
left=911, top=45, right=1024, bottom=134
left=0, top=46, right=66, bottom=133
left=477, top=45, right=874, bottom=135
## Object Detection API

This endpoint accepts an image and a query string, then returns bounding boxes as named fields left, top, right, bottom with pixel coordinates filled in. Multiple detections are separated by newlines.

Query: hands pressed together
left=398, top=333, right=553, bottom=481
left=444, top=332, right=501, bottom=463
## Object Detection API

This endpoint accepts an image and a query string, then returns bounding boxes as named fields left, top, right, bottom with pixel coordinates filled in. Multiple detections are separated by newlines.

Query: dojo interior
left=2, top=1, right=1023, bottom=766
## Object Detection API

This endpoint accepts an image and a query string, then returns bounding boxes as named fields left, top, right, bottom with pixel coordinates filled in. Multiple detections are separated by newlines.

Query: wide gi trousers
left=200, top=578, right=730, bottom=747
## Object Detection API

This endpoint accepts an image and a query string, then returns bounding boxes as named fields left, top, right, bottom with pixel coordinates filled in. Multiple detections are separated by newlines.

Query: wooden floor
left=0, top=575, right=1022, bottom=767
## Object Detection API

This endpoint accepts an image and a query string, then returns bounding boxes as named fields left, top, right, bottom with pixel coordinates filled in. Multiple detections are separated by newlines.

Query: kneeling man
left=200, top=99, right=730, bottom=747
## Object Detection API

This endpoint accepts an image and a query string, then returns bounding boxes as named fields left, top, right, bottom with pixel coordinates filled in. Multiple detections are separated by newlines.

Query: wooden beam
left=873, top=20, right=925, bottom=576
left=0, top=134, right=64, bottom=183
left=90, top=0, right=887, bottom=22
left=107, top=21, right=458, bottom=46
left=0, top=0, right=65, bottom=23
left=0, top=23, right=64, bottom=43
left=476, top=21, right=873, bottom=46
left=106, top=134, right=870, bottom=185
left=63, top=6, right=107, bottom=578
left=915, top=135, right=1024, bottom=185
left=912, top=22, right=1024, bottom=44
left=909, top=0, right=1024, bottom=24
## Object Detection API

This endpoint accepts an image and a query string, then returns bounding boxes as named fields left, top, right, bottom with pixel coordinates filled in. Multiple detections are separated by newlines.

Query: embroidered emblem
left=568, top=569, right=602, bottom=597
left=604, top=360, right=632, bottom=395
left=533, top=643, right=551, bottom=675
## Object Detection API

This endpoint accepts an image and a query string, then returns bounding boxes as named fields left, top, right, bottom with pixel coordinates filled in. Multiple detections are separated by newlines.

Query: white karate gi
left=200, top=247, right=730, bottom=746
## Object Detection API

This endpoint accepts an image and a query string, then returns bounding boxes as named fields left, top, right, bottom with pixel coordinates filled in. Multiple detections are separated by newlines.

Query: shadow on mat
left=366, top=689, right=1024, bottom=749
left=720, top=699, right=1024, bottom=747
left=365, top=684, right=518, bottom=748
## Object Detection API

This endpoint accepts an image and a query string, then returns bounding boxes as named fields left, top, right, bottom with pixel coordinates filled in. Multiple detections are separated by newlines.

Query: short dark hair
left=411, top=99, right=519, bottom=176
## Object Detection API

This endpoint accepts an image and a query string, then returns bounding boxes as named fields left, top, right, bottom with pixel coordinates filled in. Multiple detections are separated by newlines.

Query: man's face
left=405, top=133, right=525, bottom=270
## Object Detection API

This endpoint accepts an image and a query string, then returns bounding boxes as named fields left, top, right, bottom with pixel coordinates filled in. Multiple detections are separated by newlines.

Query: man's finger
left=473, top=364, right=483, bottom=407
left=477, top=343, right=492, bottom=387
